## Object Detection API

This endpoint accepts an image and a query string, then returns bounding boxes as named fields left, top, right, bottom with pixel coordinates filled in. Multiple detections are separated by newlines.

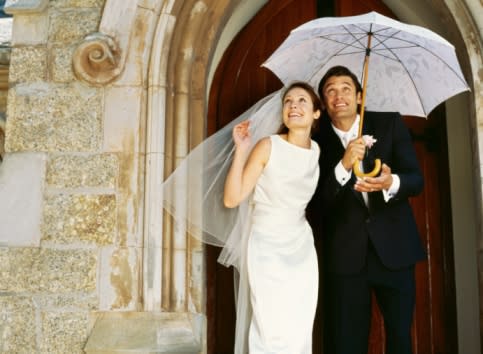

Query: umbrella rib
left=317, top=34, right=366, bottom=51
left=343, top=25, right=370, bottom=51
left=310, top=34, right=367, bottom=76
left=370, top=49, right=410, bottom=62
left=316, top=26, right=464, bottom=89
left=371, top=30, right=468, bottom=88
left=268, top=23, right=469, bottom=115
left=370, top=28, right=401, bottom=54
left=388, top=56, right=427, bottom=115
left=313, top=26, right=370, bottom=75
left=307, top=36, right=367, bottom=83
left=314, top=25, right=375, bottom=89
left=373, top=45, right=418, bottom=50
left=368, top=30, right=428, bottom=114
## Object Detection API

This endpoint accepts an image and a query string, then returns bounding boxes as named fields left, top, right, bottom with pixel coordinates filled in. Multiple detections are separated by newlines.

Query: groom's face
left=321, top=75, right=362, bottom=123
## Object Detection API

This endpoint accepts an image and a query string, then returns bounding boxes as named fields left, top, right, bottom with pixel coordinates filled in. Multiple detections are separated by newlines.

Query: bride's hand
left=233, top=120, right=251, bottom=150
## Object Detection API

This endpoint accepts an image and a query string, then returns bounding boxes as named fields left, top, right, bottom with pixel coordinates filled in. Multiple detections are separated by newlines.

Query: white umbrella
left=262, top=11, right=469, bottom=176
left=263, top=11, right=469, bottom=118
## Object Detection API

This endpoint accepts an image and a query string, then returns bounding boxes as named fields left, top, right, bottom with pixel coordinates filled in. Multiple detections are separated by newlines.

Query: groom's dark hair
left=318, top=65, right=363, bottom=98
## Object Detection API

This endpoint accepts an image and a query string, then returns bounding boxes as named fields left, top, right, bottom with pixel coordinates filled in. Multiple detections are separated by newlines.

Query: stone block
left=0, top=292, right=97, bottom=353
left=0, top=296, right=37, bottom=354
left=84, top=312, right=203, bottom=354
left=42, top=194, right=116, bottom=245
left=114, top=6, right=156, bottom=86
left=49, top=9, right=100, bottom=43
left=35, top=293, right=98, bottom=310
left=40, top=311, right=89, bottom=354
left=8, top=46, right=47, bottom=82
left=5, top=83, right=102, bottom=152
left=0, top=17, right=12, bottom=43
left=103, top=86, right=143, bottom=153
left=0, top=153, right=45, bottom=247
left=11, top=13, right=49, bottom=46
left=4, top=0, right=48, bottom=14
left=2, top=247, right=97, bottom=292
left=51, top=44, right=75, bottom=82
left=50, top=0, right=105, bottom=8
left=39, top=248, right=97, bottom=293
left=46, top=154, right=118, bottom=188
left=3, top=247, right=42, bottom=292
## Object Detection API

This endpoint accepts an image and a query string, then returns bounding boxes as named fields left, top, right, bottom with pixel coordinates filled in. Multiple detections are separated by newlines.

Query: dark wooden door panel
left=407, top=108, right=457, bottom=354
left=336, top=0, right=395, bottom=15
left=208, top=0, right=317, bottom=131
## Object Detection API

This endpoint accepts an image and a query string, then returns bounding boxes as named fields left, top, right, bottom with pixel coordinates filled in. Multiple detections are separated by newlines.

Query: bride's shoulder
left=254, top=136, right=272, bottom=150
left=250, top=136, right=272, bottom=164
left=258, top=135, right=275, bottom=143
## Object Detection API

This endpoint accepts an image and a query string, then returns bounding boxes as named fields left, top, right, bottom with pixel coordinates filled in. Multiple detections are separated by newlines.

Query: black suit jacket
left=312, top=111, right=426, bottom=274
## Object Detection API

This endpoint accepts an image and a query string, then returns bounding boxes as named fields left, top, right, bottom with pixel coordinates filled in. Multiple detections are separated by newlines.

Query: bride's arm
left=224, top=121, right=270, bottom=208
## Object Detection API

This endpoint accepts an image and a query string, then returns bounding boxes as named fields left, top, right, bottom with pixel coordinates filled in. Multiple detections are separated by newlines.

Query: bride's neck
left=286, top=130, right=311, bottom=148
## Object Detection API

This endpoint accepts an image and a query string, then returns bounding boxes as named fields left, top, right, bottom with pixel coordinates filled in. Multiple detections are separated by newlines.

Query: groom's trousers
left=324, top=241, right=416, bottom=354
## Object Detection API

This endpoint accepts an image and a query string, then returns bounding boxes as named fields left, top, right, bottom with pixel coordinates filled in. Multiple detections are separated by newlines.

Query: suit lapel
left=362, top=113, right=377, bottom=159
left=354, top=113, right=376, bottom=207
left=361, top=113, right=384, bottom=209
left=320, top=116, right=344, bottom=167
left=322, top=116, right=366, bottom=207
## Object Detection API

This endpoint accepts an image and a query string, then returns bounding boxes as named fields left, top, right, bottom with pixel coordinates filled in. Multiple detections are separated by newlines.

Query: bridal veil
left=162, top=88, right=285, bottom=353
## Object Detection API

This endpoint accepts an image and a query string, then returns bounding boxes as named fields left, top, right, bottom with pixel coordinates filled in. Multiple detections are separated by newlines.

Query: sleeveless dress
left=247, top=134, right=320, bottom=354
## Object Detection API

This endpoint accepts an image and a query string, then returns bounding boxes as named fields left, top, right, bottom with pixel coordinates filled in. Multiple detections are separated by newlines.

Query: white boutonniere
left=362, top=135, right=377, bottom=149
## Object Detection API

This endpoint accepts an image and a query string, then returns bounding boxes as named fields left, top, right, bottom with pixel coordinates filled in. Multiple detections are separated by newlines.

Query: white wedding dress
left=247, top=134, right=319, bottom=354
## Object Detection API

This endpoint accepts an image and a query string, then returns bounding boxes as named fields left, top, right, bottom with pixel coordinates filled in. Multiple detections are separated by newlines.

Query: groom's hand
left=342, top=137, right=366, bottom=171
left=355, top=163, right=393, bottom=192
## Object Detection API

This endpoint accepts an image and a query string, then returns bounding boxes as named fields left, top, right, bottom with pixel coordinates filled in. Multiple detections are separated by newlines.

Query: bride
left=163, top=81, right=321, bottom=353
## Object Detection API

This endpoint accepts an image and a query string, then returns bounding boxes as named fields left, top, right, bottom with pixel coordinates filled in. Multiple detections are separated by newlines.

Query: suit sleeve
left=388, top=113, right=424, bottom=200
left=320, top=157, right=356, bottom=210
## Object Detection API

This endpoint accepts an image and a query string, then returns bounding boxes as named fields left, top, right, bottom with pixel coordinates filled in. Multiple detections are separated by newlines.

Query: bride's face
left=282, top=87, right=320, bottom=130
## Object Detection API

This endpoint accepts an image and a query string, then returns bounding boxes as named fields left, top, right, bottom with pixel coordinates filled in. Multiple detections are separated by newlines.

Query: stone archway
left=145, top=0, right=242, bottom=313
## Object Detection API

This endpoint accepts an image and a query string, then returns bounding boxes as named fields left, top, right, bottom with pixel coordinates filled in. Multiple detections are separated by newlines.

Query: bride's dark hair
left=277, top=81, right=322, bottom=134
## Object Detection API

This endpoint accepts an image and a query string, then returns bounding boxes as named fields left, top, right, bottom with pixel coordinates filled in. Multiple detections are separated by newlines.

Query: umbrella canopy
left=262, top=11, right=469, bottom=118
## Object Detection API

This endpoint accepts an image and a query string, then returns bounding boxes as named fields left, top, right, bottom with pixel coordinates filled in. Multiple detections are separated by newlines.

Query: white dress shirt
left=331, top=115, right=400, bottom=204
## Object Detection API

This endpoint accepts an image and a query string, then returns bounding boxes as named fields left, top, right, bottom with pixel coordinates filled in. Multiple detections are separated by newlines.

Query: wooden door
left=207, top=0, right=457, bottom=353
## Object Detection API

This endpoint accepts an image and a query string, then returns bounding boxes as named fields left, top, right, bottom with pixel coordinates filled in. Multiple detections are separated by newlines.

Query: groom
left=311, top=65, right=426, bottom=354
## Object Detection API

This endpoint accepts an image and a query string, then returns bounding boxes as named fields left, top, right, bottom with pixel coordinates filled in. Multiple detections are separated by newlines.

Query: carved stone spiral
left=73, top=33, right=122, bottom=86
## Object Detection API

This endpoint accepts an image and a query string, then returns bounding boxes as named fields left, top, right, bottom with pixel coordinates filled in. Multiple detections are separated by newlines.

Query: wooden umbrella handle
left=353, top=158, right=381, bottom=177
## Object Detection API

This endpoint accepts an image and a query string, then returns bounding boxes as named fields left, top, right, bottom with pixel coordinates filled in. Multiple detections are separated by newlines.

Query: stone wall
left=0, top=1, right=114, bottom=353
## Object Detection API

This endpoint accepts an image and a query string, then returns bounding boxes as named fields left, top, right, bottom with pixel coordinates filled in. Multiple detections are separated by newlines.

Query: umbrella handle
left=353, top=158, right=381, bottom=178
